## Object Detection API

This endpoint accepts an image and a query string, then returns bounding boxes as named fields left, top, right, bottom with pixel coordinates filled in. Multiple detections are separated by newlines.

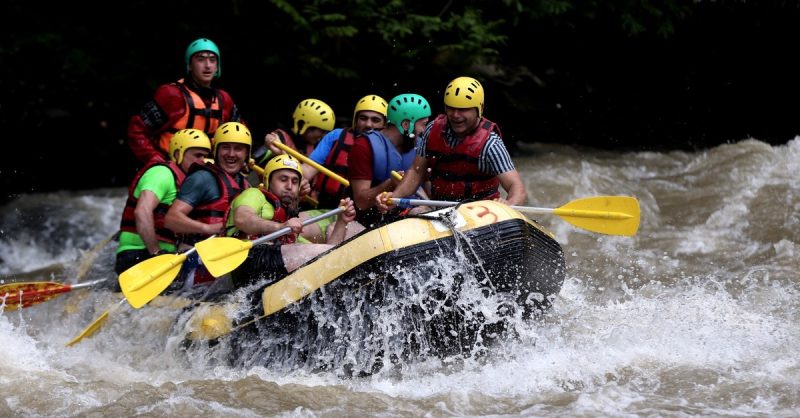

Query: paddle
left=68, top=208, right=342, bottom=346
left=0, top=279, right=106, bottom=311
left=272, top=141, right=350, bottom=187
left=117, top=246, right=200, bottom=309
left=196, top=206, right=345, bottom=278
left=69, top=244, right=209, bottom=345
left=65, top=299, right=126, bottom=347
left=389, top=195, right=641, bottom=236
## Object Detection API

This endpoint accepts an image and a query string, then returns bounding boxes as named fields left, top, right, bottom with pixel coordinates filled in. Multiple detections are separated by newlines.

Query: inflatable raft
left=178, top=200, right=566, bottom=374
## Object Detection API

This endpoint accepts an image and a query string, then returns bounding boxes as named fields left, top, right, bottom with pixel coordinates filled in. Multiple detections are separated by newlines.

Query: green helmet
left=185, top=38, right=221, bottom=78
left=388, top=94, right=431, bottom=136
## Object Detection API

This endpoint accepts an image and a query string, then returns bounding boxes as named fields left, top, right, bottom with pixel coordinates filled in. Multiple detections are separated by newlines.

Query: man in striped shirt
left=376, top=76, right=527, bottom=212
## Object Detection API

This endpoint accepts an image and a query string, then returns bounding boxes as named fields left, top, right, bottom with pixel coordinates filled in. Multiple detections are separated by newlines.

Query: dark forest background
left=3, top=0, right=800, bottom=203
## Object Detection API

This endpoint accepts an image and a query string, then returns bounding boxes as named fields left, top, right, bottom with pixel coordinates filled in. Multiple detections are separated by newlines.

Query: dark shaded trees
left=3, top=1, right=799, bottom=200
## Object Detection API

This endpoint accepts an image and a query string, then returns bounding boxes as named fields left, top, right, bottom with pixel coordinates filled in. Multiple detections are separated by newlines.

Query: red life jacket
left=426, top=114, right=501, bottom=201
left=157, top=78, right=224, bottom=154
left=181, top=162, right=246, bottom=245
left=313, top=128, right=354, bottom=208
left=119, top=161, right=186, bottom=244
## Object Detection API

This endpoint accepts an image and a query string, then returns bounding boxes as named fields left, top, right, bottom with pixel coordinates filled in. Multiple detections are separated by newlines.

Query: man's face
left=269, top=169, right=301, bottom=207
left=444, top=106, right=480, bottom=137
left=355, top=110, right=385, bottom=132
left=180, top=147, right=209, bottom=172
left=189, top=52, right=218, bottom=87
left=302, top=127, right=327, bottom=145
left=412, top=117, right=431, bottom=136
left=215, top=142, right=248, bottom=175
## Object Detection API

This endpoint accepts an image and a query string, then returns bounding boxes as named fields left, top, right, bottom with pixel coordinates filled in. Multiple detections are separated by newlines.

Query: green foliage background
left=2, top=0, right=799, bottom=198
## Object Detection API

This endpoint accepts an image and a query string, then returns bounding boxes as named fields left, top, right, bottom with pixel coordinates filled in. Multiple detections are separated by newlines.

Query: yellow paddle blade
left=195, top=237, right=254, bottom=278
left=65, top=309, right=109, bottom=347
left=119, top=254, right=186, bottom=308
left=553, top=195, right=640, bottom=236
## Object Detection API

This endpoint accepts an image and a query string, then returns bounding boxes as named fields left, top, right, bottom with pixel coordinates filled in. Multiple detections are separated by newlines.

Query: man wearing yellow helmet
left=114, top=129, right=211, bottom=282
left=302, top=94, right=389, bottom=209
left=224, top=154, right=357, bottom=289
left=127, top=37, right=245, bottom=165
left=164, top=122, right=252, bottom=288
left=376, top=76, right=527, bottom=212
left=254, top=98, right=336, bottom=167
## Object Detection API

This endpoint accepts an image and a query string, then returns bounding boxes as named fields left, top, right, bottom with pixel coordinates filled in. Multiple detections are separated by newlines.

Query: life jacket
left=366, top=130, right=416, bottom=185
left=314, top=128, right=354, bottom=208
left=273, top=128, right=314, bottom=157
left=157, top=78, right=224, bottom=154
left=181, top=162, right=246, bottom=246
left=233, top=189, right=296, bottom=244
left=119, top=160, right=185, bottom=244
left=426, top=114, right=501, bottom=201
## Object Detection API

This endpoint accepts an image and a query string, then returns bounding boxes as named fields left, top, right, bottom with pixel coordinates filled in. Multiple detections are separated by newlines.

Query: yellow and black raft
left=177, top=199, right=567, bottom=374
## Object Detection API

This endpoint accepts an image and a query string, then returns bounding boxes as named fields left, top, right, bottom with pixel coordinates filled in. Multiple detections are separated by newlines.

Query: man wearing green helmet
left=127, top=37, right=244, bottom=165
left=114, top=129, right=211, bottom=287
left=347, top=93, right=432, bottom=226
left=376, top=76, right=527, bottom=212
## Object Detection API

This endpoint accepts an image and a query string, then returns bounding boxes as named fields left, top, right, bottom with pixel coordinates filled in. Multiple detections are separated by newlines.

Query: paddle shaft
left=197, top=206, right=347, bottom=278
left=251, top=206, right=345, bottom=248
left=273, top=141, right=350, bottom=187
left=389, top=198, right=633, bottom=220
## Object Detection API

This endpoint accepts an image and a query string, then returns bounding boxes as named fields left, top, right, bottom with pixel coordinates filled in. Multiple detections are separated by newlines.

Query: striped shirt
left=417, top=118, right=515, bottom=175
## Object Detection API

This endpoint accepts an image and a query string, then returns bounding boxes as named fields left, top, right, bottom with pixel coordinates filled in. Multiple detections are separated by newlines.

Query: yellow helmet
left=293, top=98, right=335, bottom=135
left=352, top=94, right=388, bottom=127
left=169, top=129, right=211, bottom=165
left=263, top=154, right=303, bottom=184
left=212, top=122, right=252, bottom=157
left=443, top=76, right=484, bottom=118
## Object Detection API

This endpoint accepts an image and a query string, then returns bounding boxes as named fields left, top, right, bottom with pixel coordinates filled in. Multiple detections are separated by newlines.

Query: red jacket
left=127, top=78, right=242, bottom=164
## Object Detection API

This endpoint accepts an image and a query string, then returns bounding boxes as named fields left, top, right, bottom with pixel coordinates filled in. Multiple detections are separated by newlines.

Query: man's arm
left=351, top=178, right=393, bottom=211
left=391, top=155, right=429, bottom=198
left=325, top=198, right=357, bottom=245
left=301, top=163, right=319, bottom=181
left=348, top=137, right=394, bottom=211
left=375, top=155, right=429, bottom=212
left=496, top=169, right=527, bottom=206
left=234, top=205, right=301, bottom=236
left=164, top=199, right=220, bottom=236
left=127, top=84, right=186, bottom=164
left=133, top=190, right=162, bottom=254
